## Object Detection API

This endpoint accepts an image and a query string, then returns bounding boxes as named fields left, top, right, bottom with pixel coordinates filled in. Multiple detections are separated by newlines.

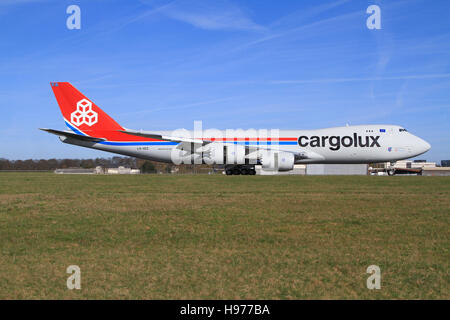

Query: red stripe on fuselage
left=202, top=137, right=297, bottom=141
left=75, top=128, right=298, bottom=143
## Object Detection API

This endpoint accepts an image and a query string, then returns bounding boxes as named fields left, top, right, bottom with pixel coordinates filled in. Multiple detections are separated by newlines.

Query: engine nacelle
left=202, top=143, right=246, bottom=165
left=202, top=143, right=225, bottom=165
left=261, top=151, right=295, bottom=171
left=225, top=144, right=246, bottom=165
left=172, top=143, right=248, bottom=165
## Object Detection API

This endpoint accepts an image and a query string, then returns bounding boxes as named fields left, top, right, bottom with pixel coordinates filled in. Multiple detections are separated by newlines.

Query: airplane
left=41, top=82, right=431, bottom=175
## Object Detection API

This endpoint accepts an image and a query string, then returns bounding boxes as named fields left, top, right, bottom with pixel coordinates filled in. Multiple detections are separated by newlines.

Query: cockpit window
left=399, top=128, right=408, bottom=132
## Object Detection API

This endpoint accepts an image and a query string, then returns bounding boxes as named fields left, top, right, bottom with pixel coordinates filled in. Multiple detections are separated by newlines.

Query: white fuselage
left=62, top=124, right=430, bottom=165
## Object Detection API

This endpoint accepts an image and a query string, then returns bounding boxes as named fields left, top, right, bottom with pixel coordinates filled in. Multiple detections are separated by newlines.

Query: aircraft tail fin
left=50, top=82, right=124, bottom=137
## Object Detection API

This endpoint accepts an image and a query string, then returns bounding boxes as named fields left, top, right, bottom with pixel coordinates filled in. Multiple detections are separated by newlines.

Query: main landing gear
left=225, top=165, right=256, bottom=175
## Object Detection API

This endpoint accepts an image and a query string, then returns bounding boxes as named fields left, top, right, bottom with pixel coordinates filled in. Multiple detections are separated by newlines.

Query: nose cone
left=414, top=136, right=431, bottom=155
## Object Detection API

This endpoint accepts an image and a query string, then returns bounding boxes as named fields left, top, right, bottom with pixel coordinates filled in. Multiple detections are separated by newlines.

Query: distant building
left=255, top=164, right=368, bottom=175
left=95, top=166, right=104, bottom=174
left=253, top=164, right=370, bottom=175
left=441, top=160, right=450, bottom=167
left=255, top=164, right=306, bottom=175
left=306, top=164, right=368, bottom=175
left=54, top=168, right=95, bottom=174
left=55, top=166, right=140, bottom=174
left=106, top=166, right=140, bottom=174
left=422, top=167, right=450, bottom=176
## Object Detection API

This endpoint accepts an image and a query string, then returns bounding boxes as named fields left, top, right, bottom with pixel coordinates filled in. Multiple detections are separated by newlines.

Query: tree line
left=0, top=157, right=139, bottom=171
left=0, top=157, right=217, bottom=174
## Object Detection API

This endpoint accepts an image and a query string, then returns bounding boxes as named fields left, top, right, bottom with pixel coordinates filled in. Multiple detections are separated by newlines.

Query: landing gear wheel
left=241, top=168, right=249, bottom=175
left=225, top=170, right=232, bottom=175
left=387, top=169, right=395, bottom=176
left=232, top=168, right=241, bottom=175
left=250, top=169, right=256, bottom=175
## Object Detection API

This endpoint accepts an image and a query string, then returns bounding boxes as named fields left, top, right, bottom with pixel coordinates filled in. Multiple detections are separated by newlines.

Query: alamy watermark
left=66, top=265, right=81, bottom=290
left=66, top=5, right=81, bottom=30
left=366, top=5, right=381, bottom=30
left=366, top=265, right=381, bottom=289
left=64, top=5, right=381, bottom=32
left=167, top=120, right=285, bottom=173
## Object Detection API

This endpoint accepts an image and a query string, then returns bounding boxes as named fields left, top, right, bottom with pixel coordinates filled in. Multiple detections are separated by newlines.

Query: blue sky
left=0, top=0, right=449, bottom=162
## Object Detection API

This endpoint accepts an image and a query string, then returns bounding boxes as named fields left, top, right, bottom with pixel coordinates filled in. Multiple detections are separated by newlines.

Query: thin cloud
left=0, top=0, right=50, bottom=14
left=108, top=2, right=176, bottom=34
left=269, top=0, right=351, bottom=29
left=395, top=81, right=409, bottom=108
left=157, top=0, right=265, bottom=31
left=0, top=0, right=47, bottom=6
left=270, top=73, right=450, bottom=84
left=119, top=96, right=237, bottom=116
left=232, top=12, right=362, bottom=54
left=230, top=1, right=355, bottom=52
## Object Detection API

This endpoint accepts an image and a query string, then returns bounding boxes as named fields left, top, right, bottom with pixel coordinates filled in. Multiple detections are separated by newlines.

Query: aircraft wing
left=119, top=129, right=212, bottom=145
left=244, top=145, right=314, bottom=161
left=120, top=129, right=317, bottom=161
left=39, top=128, right=106, bottom=142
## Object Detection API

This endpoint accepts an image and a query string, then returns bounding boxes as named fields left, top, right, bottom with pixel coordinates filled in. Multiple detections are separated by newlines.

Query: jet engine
left=261, top=151, right=295, bottom=171
left=202, top=143, right=225, bottom=165
left=201, top=143, right=246, bottom=165
left=225, top=144, right=246, bottom=165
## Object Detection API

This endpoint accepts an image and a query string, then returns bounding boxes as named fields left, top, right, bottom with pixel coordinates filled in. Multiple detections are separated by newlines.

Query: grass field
left=0, top=172, right=448, bottom=299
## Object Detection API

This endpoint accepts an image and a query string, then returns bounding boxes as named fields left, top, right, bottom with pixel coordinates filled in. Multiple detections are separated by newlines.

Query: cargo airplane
left=41, top=82, right=431, bottom=175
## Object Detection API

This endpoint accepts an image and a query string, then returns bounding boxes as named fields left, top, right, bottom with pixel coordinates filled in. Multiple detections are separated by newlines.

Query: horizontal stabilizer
left=39, top=128, right=105, bottom=142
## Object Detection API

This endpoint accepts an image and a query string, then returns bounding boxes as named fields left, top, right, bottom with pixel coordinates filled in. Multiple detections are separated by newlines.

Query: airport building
left=255, top=164, right=306, bottom=175
left=422, top=167, right=450, bottom=176
left=306, top=164, right=368, bottom=175
left=53, top=161, right=450, bottom=176
left=441, top=160, right=450, bottom=167
left=54, top=168, right=96, bottom=174
left=55, top=166, right=140, bottom=174
left=105, top=166, right=140, bottom=174
left=255, top=160, right=450, bottom=176
left=255, top=164, right=368, bottom=175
